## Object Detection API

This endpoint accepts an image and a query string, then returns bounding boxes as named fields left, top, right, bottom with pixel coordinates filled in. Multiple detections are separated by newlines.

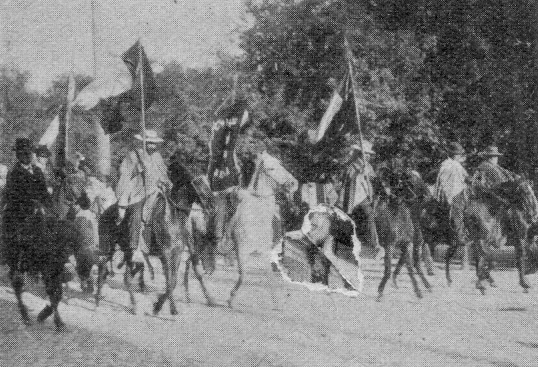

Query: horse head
left=247, top=151, right=298, bottom=198
left=514, top=177, right=538, bottom=224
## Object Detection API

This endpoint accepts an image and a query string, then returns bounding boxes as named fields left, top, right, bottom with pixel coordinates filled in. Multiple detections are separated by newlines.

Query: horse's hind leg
left=405, top=244, right=422, bottom=299
left=413, top=241, right=432, bottom=292
left=185, top=230, right=215, bottom=306
left=422, top=241, right=435, bottom=276
left=183, top=254, right=191, bottom=303
left=11, top=270, right=31, bottom=325
left=377, top=245, right=392, bottom=301
left=95, top=256, right=109, bottom=307
left=515, top=239, right=531, bottom=292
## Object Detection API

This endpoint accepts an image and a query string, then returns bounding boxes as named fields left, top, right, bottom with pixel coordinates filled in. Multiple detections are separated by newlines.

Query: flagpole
left=344, top=36, right=366, bottom=164
left=91, top=0, right=98, bottom=77
left=138, top=39, right=146, bottom=159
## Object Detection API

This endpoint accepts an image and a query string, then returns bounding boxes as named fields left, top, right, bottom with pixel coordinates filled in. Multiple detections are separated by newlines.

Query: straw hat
left=351, top=140, right=375, bottom=155
left=478, top=146, right=503, bottom=157
left=134, top=129, right=164, bottom=143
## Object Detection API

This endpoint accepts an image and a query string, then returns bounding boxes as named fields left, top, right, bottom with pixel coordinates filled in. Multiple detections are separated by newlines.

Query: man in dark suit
left=2, top=138, right=52, bottom=265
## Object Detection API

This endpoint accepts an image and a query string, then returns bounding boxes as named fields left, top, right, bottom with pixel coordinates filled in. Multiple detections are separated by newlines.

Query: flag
left=39, top=114, right=60, bottom=148
left=73, top=40, right=157, bottom=133
left=73, top=57, right=132, bottom=110
left=313, top=74, right=357, bottom=145
left=121, top=40, right=157, bottom=110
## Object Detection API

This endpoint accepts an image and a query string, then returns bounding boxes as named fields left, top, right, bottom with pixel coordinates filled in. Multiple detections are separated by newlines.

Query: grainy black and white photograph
left=0, top=1, right=537, bottom=366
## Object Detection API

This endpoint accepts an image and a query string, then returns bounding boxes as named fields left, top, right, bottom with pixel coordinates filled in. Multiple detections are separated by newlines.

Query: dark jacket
left=3, top=162, right=52, bottom=236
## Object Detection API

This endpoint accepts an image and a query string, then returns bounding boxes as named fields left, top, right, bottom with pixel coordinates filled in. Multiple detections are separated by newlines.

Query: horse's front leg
left=404, top=243, right=422, bottom=299
left=412, top=239, right=432, bottom=292
left=11, top=270, right=31, bottom=326
left=184, top=228, right=215, bottom=306
left=515, top=238, right=531, bottom=292
left=228, top=228, right=243, bottom=308
left=94, top=256, right=109, bottom=307
left=474, top=240, right=488, bottom=295
left=445, top=239, right=458, bottom=286
left=392, top=248, right=405, bottom=289
left=123, top=253, right=138, bottom=315
left=377, top=244, right=392, bottom=301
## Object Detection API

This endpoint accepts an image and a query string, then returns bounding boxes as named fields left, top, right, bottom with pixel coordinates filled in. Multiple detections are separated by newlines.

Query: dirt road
left=2, top=192, right=538, bottom=366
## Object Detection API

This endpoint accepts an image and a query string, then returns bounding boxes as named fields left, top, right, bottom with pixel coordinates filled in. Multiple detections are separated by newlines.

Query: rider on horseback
left=472, top=146, right=516, bottom=190
left=2, top=138, right=52, bottom=266
left=338, top=141, right=383, bottom=257
left=115, top=130, right=171, bottom=254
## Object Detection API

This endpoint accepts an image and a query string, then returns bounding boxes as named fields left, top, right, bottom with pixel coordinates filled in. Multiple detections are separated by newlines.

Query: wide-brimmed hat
left=479, top=146, right=503, bottom=157
left=34, top=145, right=52, bottom=158
left=447, top=142, right=465, bottom=156
left=351, top=140, right=375, bottom=155
left=134, top=129, right=164, bottom=143
left=12, top=138, right=34, bottom=153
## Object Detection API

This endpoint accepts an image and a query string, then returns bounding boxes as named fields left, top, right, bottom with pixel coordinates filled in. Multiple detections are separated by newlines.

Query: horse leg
left=475, top=241, right=488, bottom=295
left=377, top=244, right=392, bottom=301
left=167, top=247, right=182, bottom=315
left=185, top=230, right=215, bottom=306
left=515, top=239, right=531, bottom=292
left=392, top=248, right=405, bottom=289
left=44, top=274, right=66, bottom=331
left=228, top=238, right=243, bottom=308
left=413, top=240, right=432, bottom=292
left=11, top=270, right=31, bottom=326
left=123, top=254, right=138, bottom=315
left=94, top=256, right=109, bottom=307
left=183, top=253, right=192, bottom=303
left=143, top=253, right=155, bottom=281
left=460, top=242, right=470, bottom=271
left=405, top=243, right=422, bottom=299
left=422, top=241, right=435, bottom=276
left=445, top=240, right=458, bottom=286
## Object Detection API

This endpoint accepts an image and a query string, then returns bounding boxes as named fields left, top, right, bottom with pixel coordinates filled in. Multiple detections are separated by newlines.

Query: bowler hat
left=35, top=145, right=51, bottom=158
left=12, top=138, right=34, bottom=153
left=447, top=142, right=465, bottom=156
left=478, top=146, right=503, bottom=157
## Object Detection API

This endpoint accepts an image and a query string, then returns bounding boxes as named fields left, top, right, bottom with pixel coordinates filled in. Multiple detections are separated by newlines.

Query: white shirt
left=435, top=158, right=468, bottom=205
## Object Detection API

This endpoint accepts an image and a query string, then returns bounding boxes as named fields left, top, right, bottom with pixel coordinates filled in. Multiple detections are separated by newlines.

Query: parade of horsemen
left=2, top=1, right=538, bottom=366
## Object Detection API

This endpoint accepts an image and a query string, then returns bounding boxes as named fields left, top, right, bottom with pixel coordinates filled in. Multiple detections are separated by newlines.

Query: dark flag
left=314, top=74, right=357, bottom=148
left=121, top=40, right=158, bottom=110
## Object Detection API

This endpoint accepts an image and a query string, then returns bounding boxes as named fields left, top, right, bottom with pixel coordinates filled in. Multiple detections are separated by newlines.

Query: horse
left=96, top=190, right=214, bottom=315
left=454, top=177, right=538, bottom=294
left=6, top=204, right=81, bottom=330
left=185, top=151, right=298, bottom=308
left=374, top=171, right=432, bottom=301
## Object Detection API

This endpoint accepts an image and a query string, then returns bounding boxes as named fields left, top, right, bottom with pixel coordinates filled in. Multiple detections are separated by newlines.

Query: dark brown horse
left=374, top=171, right=432, bottom=301
left=7, top=205, right=81, bottom=330
left=455, top=178, right=538, bottom=294
left=96, top=192, right=214, bottom=315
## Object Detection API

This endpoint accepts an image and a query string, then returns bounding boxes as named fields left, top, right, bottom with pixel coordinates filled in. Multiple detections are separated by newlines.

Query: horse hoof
left=153, top=303, right=161, bottom=315
left=129, top=307, right=137, bottom=315
left=376, top=294, right=383, bottom=302
left=427, top=286, right=433, bottom=293
left=22, top=317, right=32, bottom=326
left=489, top=282, right=497, bottom=288
left=523, top=288, right=530, bottom=294
left=206, top=298, right=217, bottom=307
left=55, top=322, right=68, bottom=333
left=170, top=308, right=178, bottom=316
left=227, top=299, right=233, bottom=308
left=392, top=280, right=399, bottom=289
left=415, top=293, right=423, bottom=299
left=37, top=305, right=53, bottom=322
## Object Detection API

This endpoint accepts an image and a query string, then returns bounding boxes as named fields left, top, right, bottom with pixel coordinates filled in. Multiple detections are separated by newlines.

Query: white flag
left=38, top=115, right=60, bottom=148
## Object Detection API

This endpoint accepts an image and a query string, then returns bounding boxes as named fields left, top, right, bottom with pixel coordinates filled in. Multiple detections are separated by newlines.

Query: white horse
left=185, top=151, right=298, bottom=308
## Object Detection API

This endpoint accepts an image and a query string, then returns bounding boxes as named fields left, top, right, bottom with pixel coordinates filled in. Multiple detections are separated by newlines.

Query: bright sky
left=0, top=0, right=249, bottom=92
